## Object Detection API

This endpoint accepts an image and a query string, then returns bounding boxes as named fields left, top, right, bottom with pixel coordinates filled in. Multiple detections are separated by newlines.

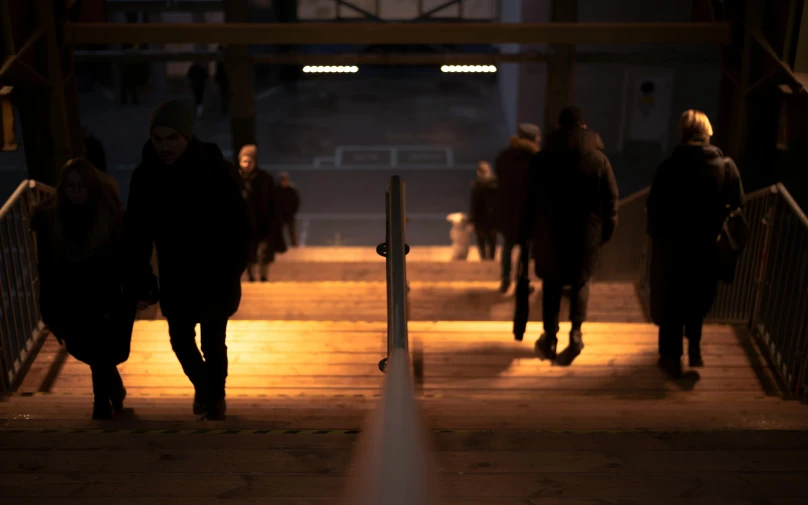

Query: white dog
left=446, top=212, right=473, bottom=261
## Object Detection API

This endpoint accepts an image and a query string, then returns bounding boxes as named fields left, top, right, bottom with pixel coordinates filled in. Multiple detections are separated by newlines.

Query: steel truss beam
left=66, top=22, right=732, bottom=45
left=70, top=49, right=720, bottom=65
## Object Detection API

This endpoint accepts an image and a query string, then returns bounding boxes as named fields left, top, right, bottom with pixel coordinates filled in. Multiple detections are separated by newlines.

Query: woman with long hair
left=32, top=158, right=137, bottom=420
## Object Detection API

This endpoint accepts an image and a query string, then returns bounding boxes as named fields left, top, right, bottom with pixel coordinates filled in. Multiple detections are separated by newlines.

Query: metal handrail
left=376, top=175, right=410, bottom=372
left=0, top=179, right=54, bottom=392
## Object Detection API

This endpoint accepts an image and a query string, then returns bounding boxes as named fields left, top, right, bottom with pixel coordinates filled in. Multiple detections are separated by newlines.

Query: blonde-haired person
left=646, top=109, right=745, bottom=379
left=32, top=158, right=138, bottom=420
left=469, top=160, right=498, bottom=260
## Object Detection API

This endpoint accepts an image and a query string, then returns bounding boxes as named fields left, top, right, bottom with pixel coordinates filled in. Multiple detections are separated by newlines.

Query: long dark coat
left=494, top=136, right=539, bottom=242
left=242, top=168, right=284, bottom=260
left=522, top=126, right=619, bottom=285
left=125, top=138, right=252, bottom=320
left=469, top=175, right=498, bottom=231
left=646, top=142, right=745, bottom=325
left=33, top=202, right=136, bottom=366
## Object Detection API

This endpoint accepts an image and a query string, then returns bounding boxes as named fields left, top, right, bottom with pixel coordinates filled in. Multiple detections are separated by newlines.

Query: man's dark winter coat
left=126, top=138, right=252, bottom=320
left=470, top=175, right=498, bottom=231
left=242, top=169, right=277, bottom=242
left=277, top=183, right=300, bottom=223
left=494, top=136, right=539, bottom=242
left=522, top=126, right=619, bottom=284
left=646, top=142, right=744, bottom=325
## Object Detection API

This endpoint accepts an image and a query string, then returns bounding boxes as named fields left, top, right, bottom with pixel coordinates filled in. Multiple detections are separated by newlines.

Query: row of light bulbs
left=302, top=66, right=359, bottom=73
left=301, top=65, right=499, bottom=74
left=441, top=65, right=497, bottom=73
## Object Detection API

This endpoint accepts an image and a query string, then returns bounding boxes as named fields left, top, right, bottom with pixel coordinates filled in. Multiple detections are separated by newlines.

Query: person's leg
left=485, top=230, right=497, bottom=260
left=684, top=318, right=704, bottom=366
left=536, top=277, right=563, bottom=359
left=475, top=229, right=486, bottom=260
left=109, top=365, right=126, bottom=414
left=658, top=321, right=684, bottom=379
left=90, top=364, right=113, bottom=420
left=499, top=237, right=514, bottom=292
left=567, top=280, right=591, bottom=352
left=167, top=317, right=206, bottom=414
left=258, top=240, right=271, bottom=281
left=200, top=317, right=229, bottom=419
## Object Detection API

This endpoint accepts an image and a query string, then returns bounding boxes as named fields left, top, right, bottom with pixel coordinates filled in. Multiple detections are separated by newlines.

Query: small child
left=446, top=212, right=473, bottom=261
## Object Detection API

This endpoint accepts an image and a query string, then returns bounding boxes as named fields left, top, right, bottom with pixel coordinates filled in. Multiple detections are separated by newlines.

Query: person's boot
left=193, top=384, right=207, bottom=416
left=206, top=398, right=227, bottom=421
left=499, top=279, right=511, bottom=293
left=688, top=341, right=704, bottom=367
left=110, top=385, right=127, bottom=416
left=92, top=399, right=113, bottom=420
left=260, top=263, right=270, bottom=283
left=535, top=333, right=558, bottom=361
left=568, top=330, right=585, bottom=356
left=658, top=356, right=683, bottom=379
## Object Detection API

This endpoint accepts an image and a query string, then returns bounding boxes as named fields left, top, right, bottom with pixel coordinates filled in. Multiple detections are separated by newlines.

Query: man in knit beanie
left=148, top=100, right=195, bottom=165
left=126, top=99, right=252, bottom=420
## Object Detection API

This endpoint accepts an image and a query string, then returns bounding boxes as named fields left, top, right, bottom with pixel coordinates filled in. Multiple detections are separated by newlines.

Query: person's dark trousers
left=500, top=236, right=517, bottom=280
left=90, top=363, right=125, bottom=418
left=475, top=228, right=497, bottom=260
left=284, top=219, right=298, bottom=247
left=167, top=317, right=229, bottom=402
left=541, top=278, right=591, bottom=336
left=658, top=319, right=703, bottom=359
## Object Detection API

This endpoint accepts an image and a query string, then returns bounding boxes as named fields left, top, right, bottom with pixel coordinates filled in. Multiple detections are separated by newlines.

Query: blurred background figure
left=215, top=46, right=229, bottom=118
left=186, top=61, right=209, bottom=119
left=276, top=171, right=300, bottom=247
left=495, top=123, right=541, bottom=293
left=239, top=144, right=280, bottom=281
left=446, top=212, right=472, bottom=260
left=32, top=158, right=136, bottom=420
left=469, top=160, right=498, bottom=261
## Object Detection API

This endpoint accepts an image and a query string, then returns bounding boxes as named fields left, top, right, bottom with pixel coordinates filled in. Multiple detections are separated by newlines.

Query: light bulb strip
left=302, top=66, right=359, bottom=73
left=440, top=65, right=497, bottom=73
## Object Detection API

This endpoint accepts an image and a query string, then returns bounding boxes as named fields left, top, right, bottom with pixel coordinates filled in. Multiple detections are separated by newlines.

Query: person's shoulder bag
left=716, top=158, right=750, bottom=283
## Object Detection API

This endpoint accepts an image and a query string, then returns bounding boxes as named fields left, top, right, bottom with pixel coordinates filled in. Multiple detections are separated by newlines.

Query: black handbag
left=716, top=159, right=749, bottom=283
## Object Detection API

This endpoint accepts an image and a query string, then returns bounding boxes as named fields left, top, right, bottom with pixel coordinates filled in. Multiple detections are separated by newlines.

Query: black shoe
left=193, top=392, right=206, bottom=416
left=260, top=277, right=268, bottom=282
left=110, top=386, right=127, bottom=415
left=658, top=356, right=683, bottom=379
left=688, top=353, right=704, bottom=367
left=535, top=333, right=558, bottom=361
left=569, top=330, right=584, bottom=355
left=206, top=398, right=227, bottom=420
left=499, top=280, right=511, bottom=293
left=92, top=401, right=113, bottom=420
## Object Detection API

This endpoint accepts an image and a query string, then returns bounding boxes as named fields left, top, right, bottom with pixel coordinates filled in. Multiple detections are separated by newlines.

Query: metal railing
left=0, top=180, right=54, bottom=392
left=376, top=175, right=411, bottom=372
left=346, top=175, right=436, bottom=505
left=602, top=182, right=808, bottom=398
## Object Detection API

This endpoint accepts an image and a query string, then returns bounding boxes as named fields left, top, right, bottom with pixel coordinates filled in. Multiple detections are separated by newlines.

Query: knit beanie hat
left=517, top=123, right=540, bottom=142
left=239, top=144, right=258, bottom=162
left=150, top=100, right=194, bottom=140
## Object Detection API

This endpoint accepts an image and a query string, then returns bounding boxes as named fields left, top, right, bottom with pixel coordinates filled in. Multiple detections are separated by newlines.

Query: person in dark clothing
left=647, top=109, right=745, bottom=379
left=469, top=161, right=498, bottom=260
left=33, top=158, right=137, bottom=420
left=495, top=123, right=541, bottom=292
left=186, top=62, right=209, bottom=119
left=522, top=106, right=619, bottom=362
left=126, top=100, right=252, bottom=420
left=239, top=144, right=281, bottom=281
left=215, top=47, right=229, bottom=117
left=277, top=171, right=300, bottom=248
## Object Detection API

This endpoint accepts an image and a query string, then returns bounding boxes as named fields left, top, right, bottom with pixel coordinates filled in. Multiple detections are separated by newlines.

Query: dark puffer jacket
left=126, top=138, right=252, bottom=320
left=522, top=126, right=619, bottom=284
left=494, top=136, right=539, bottom=242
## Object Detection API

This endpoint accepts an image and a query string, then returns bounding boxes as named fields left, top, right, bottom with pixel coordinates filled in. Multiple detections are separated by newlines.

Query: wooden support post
left=544, top=0, right=578, bottom=135
left=223, top=0, right=255, bottom=163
